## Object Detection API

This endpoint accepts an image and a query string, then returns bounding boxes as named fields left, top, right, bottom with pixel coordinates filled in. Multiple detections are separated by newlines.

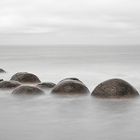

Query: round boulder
left=37, top=82, right=56, bottom=89
left=51, top=79, right=90, bottom=95
left=12, top=85, right=45, bottom=96
left=91, top=79, right=139, bottom=98
left=0, top=80, right=21, bottom=89
left=10, top=72, right=41, bottom=83
left=0, top=68, right=6, bottom=73
left=59, top=77, right=83, bottom=84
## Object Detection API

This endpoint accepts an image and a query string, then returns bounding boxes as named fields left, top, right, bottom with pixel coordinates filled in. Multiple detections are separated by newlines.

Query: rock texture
left=10, top=72, right=41, bottom=83
left=0, top=69, right=6, bottom=73
left=12, top=85, right=45, bottom=95
left=0, top=80, right=21, bottom=89
left=51, top=79, right=89, bottom=95
left=59, top=77, right=83, bottom=84
left=37, top=82, right=56, bottom=89
left=91, top=79, right=139, bottom=98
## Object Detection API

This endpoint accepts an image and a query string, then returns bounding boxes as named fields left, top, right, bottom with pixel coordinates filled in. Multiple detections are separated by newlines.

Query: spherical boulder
left=0, top=68, right=6, bottom=73
left=91, top=79, right=139, bottom=98
left=0, top=80, right=21, bottom=89
left=59, top=77, right=83, bottom=84
left=37, top=82, right=56, bottom=89
left=10, top=72, right=41, bottom=83
left=51, top=79, right=90, bottom=95
left=12, top=85, right=45, bottom=96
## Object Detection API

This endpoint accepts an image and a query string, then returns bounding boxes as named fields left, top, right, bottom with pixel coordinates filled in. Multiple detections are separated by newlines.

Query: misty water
left=0, top=45, right=140, bottom=140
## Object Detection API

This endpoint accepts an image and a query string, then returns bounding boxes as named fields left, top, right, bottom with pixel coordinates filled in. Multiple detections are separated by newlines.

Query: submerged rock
left=12, top=85, right=45, bottom=95
left=10, top=72, right=41, bottom=83
left=0, top=80, right=21, bottom=89
left=51, top=79, right=90, bottom=95
left=37, top=82, right=56, bottom=89
left=0, top=69, right=6, bottom=73
left=91, top=78, right=139, bottom=98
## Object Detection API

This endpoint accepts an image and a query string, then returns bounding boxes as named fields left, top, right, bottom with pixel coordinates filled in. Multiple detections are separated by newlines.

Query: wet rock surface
left=0, top=69, right=6, bottom=73
left=37, top=82, right=56, bottom=89
left=10, top=72, right=41, bottom=83
left=12, top=85, right=45, bottom=95
left=0, top=80, right=21, bottom=89
left=51, top=79, right=90, bottom=95
left=91, top=78, right=139, bottom=98
left=59, top=77, right=83, bottom=84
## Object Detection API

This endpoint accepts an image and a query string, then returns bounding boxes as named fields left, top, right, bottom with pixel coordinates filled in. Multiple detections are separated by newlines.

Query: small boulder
left=91, top=78, right=139, bottom=98
left=51, top=79, right=89, bottom=95
left=0, top=80, right=21, bottom=89
left=0, top=69, right=6, bottom=73
left=10, top=72, right=41, bottom=83
left=12, top=85, right=45, bottom=96
left=37, top=82, right=56, bottom=89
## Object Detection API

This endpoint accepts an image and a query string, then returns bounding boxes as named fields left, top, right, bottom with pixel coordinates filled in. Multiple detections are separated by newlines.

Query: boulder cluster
left=0, top=68, right=139, bottom=98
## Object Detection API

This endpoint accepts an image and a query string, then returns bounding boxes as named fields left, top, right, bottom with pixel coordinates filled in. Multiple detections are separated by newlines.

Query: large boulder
left=12, top=85, right=45, bottom=96
left=91, top=79, right=139, bottom=98
left=0, top=68, right=6, bottom=73
left=59, top=77, right=82, bottom=83
left=37, top=82, right=56, bottom=89
left=0, top=80, right=21, bottom=89
left=51, top=79, right=90, bottom=95
left=10, top=72, right=41, bottom=83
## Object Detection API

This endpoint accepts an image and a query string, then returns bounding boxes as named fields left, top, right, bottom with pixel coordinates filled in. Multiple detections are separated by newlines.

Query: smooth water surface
left=0, top=45, right=140, bottom=140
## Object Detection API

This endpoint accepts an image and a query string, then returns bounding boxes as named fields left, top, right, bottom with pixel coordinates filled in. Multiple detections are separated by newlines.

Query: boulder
left=10, top=72, right=41, bottom=83
left=59, top=77, right=83, bottom=84
left=91, top=78, right=139, bottom=98
left=12, top=85, right=45, bottom=95
left=0, top=69, right=6, bottom=73
left=51, top=79, right=89, bottom=95
left=0, top=80, right=21, bottom=89
left=37, top=82, right=56, bottom=89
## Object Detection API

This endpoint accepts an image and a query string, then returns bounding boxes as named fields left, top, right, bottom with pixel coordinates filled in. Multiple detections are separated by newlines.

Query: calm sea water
left=0, top=45, right=140, bottom=140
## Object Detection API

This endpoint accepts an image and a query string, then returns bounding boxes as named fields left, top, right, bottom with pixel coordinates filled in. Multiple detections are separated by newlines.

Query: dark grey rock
left=59, top=77, right=83, bottom=84
left=12, top=85, right=45, bottom=95
left=0, top=79, right=3, bottom=82
left=51, top=79, right=90, bottom=95
left=37, top=82, right=56, bottom=89
left=10, top=72, right=41, bottom=83
left=0, top=69, right=6, bottom=73
left=0, top=80, right=21, bottom=89
left=91, top=78, right=139, bottom=98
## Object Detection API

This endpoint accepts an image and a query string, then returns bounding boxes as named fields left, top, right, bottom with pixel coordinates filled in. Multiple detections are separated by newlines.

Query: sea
left=0, top=45, right=140, bottom=140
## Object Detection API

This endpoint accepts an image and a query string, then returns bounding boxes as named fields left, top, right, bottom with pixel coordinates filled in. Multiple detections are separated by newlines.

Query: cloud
left=0, top=0, right=140, bottom=44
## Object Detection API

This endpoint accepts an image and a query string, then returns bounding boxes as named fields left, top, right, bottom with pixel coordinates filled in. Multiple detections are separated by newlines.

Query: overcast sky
left=0, top=0, right=140, bottom=45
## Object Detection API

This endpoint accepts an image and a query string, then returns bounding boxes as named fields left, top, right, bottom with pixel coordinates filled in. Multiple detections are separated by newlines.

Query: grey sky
left=0, top=0, right=140, bottom=45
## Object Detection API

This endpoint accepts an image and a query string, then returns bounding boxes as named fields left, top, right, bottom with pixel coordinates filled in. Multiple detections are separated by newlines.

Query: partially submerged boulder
left=91, top=79, right=139, bottom=98
left=59, top=77, right=83, bottom=84
left=10, top=72, right=41, bottom=83
left=0, top=80, right=21, bottom=89
left=12, top=85, right=45, bottom=96
left=37, top=82, right=56, bottom=89
left=0, top=68, right=6, bottom=73
left=51, top=79, right=89, bottom=95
